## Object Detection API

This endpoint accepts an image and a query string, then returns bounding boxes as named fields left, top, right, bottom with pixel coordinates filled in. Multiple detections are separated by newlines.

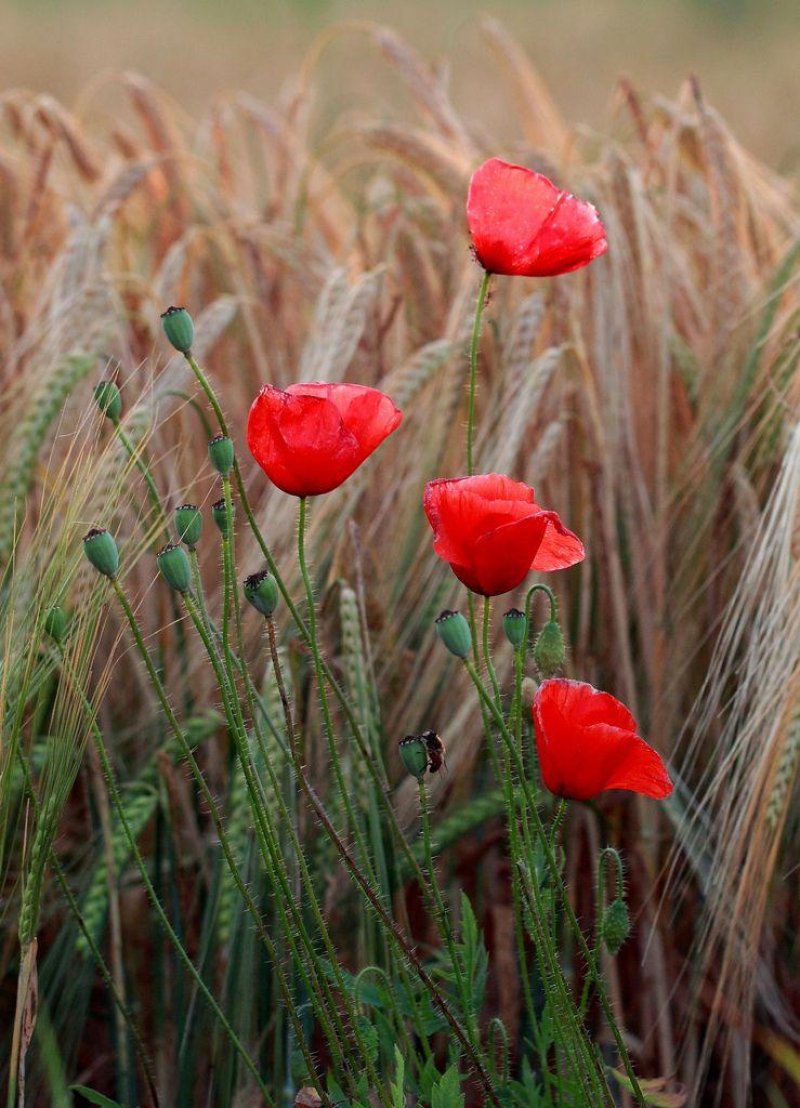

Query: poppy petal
left=247, top=383, right=402, bottom=497
left=529, top=510, right=585, bottom=571
left=467, top=513, right=550, bottom=595
left=424, top=474, right=584, bottom=596
left=466, top=158, right=607, bottom=278
left=533, top=679, right=673, bottom=802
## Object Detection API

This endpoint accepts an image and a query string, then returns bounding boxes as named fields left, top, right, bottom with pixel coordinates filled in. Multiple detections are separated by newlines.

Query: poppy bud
left=434, top=610, right=472, bottom=659
left=174, top=503, right=202, bottom=549
left=533, top=620, right=565, bottom=677
left=83, top=528, right=119, bottom=579
left=208, top=434, right=234, bottom=476
left=211, top=497, right=234, bottom=536
left=602, top=899, right=631, bottom=955
left=243, top=570, right=279, bottom=617
left=44, top=606, right=69, bottom=644
left=521, top=677, right=538, bottom=711
left=160, top=306, right=194, bottom=353
left=399, top=735, right=429, bottom=780
left=503, top=608, right=527, bottom=651
left=93, top=381, right=122, bottom=422
left=156, top=542, right=192, bottom=593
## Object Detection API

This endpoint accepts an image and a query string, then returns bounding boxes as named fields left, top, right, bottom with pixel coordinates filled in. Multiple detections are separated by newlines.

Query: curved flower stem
left=264, top=619, right=421, bottom=1077
left=417, top=777, right=478, bottom=1045
left=110, top=418, right=171, bottom=548
left=482, top=597, right=502, bottom=710
left=466, top=270, right=492, bottom=476
left=13, top=746, right=160, bottom=1108
left=182, top=350, right=430, bottom=894
left=261, top=619, right=499, bottom=1105
left=182, top=590, right=359, bottom=1092
left=297, top=497, right=377, bottom=884
left=60, top=613, right=276, bottom=1105
left=463, top=658, right=646, bottom=1106
left=211, top=495, right=381, bottom=1098
left=110, top=578, right=325, bottom=1098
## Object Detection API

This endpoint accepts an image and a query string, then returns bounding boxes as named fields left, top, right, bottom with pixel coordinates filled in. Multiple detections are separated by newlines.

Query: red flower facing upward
left=424, top=474, right=584, bottom=597
left=533, top=679, right=673, bottom=801
left=467, top=158, right=608, bottom=278
left=247, top=382, right=402, bottom=497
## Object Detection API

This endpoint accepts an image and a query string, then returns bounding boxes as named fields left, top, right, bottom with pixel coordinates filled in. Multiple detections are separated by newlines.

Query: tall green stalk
left=463, top=657, right=646, bottom=1106
left=466, top=270, right=492, bottom=476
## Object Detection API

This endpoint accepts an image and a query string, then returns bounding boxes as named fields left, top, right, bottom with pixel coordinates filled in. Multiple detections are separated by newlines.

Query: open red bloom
left=533, top=679, right=673, bottom=801
left=247, top=382, right=402, bottom=497
left=467, top=158, right=607, bottom=277
left=424, top=474, right=584, bottom=596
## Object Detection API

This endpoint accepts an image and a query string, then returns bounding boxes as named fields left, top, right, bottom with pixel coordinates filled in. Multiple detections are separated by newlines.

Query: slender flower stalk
left=181, top=348, right=431, bottom=895
left=417, top=776, right=479, bottom=1046
left=296, top=497, right=379, bottom=886
left=467, top=270, right=492, bottom=476
left=262, top=620, right=502, bottom=1108
left=462, top=657, right=647, bottom=1106
left=109, top=578, right=325, bottom=1097
left=56, top=628, right=276, bottom=1105
left=207, top=487, right=384, bottom=1098
left=180, top=590, right=360, bottom=1093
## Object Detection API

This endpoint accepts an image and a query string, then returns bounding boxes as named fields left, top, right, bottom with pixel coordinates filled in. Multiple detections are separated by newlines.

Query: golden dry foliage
left=2, top=20, right=800, bottom=1102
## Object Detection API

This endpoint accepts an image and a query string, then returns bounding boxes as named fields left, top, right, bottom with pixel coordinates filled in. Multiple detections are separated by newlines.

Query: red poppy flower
left=247, top=382, right=402, bottom=497
left=466, top=158, right=608, bottom=277
left=424, top=474, right=584, bottom=596
left=533, top=679, right=673, bottom=801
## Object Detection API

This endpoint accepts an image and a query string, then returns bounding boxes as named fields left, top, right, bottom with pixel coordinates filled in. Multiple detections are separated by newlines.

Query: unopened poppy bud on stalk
left=533, top=619, right=566, bottom=677
left=212, top=497, right=234, bottom=536
left=602, top=899, right=631, bottom=956
left=156, top=543, right=192, bottom=594
left=434, top=610, right=472, bottom=659
left=503, top=608, right=527, bottom=651
left=398, top=735, right=429, bottom=780
left=82, top=528, right=119, bottom=579
left=44, top=606, right=70, bottom=644
left=174, top=504, right=202, bottom=549
left=93, top=381, right=122, bottom=422
left=160, top=306, right=194, bottom=354
left=208, top=434, right=234, bottom=477
left=243, top=571, right=279, bottom=617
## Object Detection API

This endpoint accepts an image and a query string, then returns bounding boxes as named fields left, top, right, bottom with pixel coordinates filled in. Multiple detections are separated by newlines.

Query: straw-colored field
left=2, top=6, right=800, bottom=1106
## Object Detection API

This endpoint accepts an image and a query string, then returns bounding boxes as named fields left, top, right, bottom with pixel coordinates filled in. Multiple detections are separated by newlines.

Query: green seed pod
left=83, top=528, right=119, bottom=579
left=434, top=609, right=472, bottom=659
left=533, top=619, right=565, bottom=677
left=211, top=497, right=234, bottom=536
left=208, top=434, right=234, bottom=476
left=243, top=570, right=279, bottom=617
left=602, top=899, right=631, bottom=956
left=156, top=542, right=192, bottom=593
left=93, top=381, right=122, bottom=422
left=503, top=607, right=527, bottom=651
left=43, top=606, right=69, bottom=644
left=174, top=503, right=202, bottom=549
left=160, top=306, right=194, bottom=353
left=399, top=735, right=429, bottom=780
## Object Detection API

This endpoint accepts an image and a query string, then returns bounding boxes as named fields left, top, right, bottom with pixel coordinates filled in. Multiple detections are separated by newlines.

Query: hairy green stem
left=111, top=578, right=323, bottom=1098
left=182, top=350, right=431, bottom=898
left=466, top=270, right=492, bottom=476
left=463, top=658, right=646, bottom=1106
left=63, top=613, right=275, bottom=1104
left=417, top=777, right=479, bottom=1048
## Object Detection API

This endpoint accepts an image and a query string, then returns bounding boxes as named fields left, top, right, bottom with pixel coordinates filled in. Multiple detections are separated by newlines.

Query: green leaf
left=70, top=1087, right=123, bottom=1108
left=431, top=1065, right=465, bottom=1108
left=391, top=1045, right=406, bottom=1108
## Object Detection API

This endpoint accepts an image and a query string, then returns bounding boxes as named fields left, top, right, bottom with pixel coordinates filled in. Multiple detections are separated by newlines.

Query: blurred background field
left=3, top=0, right=800, bottom=1105
left=2, top=0, right=799, bottom=168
